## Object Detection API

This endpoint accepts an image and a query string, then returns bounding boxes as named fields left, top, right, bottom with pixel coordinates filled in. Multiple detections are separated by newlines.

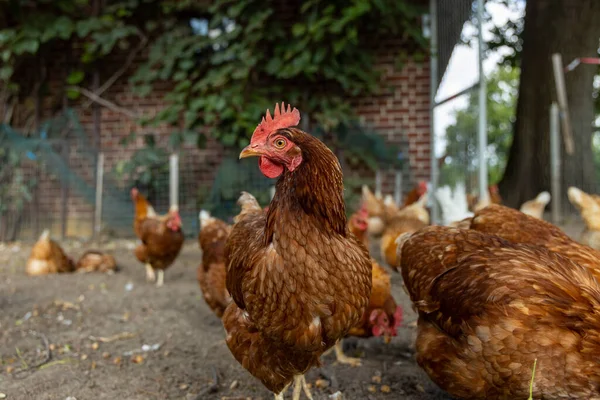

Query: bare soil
left=0, top=234, right=458, bottom=400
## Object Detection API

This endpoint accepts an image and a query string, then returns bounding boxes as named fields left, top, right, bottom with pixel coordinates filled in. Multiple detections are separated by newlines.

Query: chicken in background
left=470, top=204, right=600, bottom=280
left=519, top=191, right=551, bottom=220
left=568, top=186, right=600, bottom=250
left=75, top=251, right=117, bottom=273
left=361, top=185, right=396, bottom=236
left=381, top=194, right=429, bottom=270
left=26, top=229, right=75, bottom=276
left=197, top=210, right=232, bottom=318
left=223, top=103, right=372, bottom=399
left=131, top=188, right=184, bottom=287
left=347, top=202, right=369, bottom=249
left=435, top=182, right=474, bottom=226
left=467, top=184, right=503, bottom=212
left=397, top=226, right=600, bottom=399
left=402, top=180, right=428, bottom=207
left=325, top=204, right=402, bottom=367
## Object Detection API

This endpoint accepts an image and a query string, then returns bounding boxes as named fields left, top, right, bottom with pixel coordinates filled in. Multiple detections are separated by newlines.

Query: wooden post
left=170, top=153, right=179, bottom=207
left=549, top=103, right=561, bottom=224
left=552, top=53, right=574, bottom=155
left=94, top=152, right=104, bottom=235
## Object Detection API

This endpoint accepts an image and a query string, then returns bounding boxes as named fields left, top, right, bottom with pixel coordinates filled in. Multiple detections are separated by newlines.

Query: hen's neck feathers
left=266, top=128, right=346, bottom=240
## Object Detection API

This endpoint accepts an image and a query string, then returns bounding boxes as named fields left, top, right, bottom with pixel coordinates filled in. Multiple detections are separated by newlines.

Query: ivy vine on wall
left=0, top=0, right=426, bottom=156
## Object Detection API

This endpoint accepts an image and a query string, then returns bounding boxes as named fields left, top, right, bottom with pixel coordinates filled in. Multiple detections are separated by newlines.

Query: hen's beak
left=239, top=145, right=262, bottom=159
left=383, top=335, right=392, bottom=344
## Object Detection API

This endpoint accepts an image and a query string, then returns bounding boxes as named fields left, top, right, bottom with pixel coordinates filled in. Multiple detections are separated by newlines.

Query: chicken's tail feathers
left=39, top=229, right=50, bottom=241
left=237, top=191, right=260, bottom=209
left=535, top=191, right=551, bottom=205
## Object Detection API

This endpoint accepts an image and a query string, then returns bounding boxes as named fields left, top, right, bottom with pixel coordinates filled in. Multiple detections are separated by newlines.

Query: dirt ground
left=0, top=235, right=454, bottom=400
left=0, top=216, right=586, bottom=400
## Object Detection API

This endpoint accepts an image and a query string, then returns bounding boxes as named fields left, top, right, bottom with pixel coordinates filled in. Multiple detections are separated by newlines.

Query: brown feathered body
left=470, top=204, right=600, bottom=280
left=26, top=230, right=75, bottom=276
left=398, top=226, right=600, bottom=399
left=131, top=190, right=184, bottom=272
left=76, top=251, right=117, bottom=273
left=197, top=213, right=232, bottom=318
left=380, top=196, right=429, bottom=270
left=223, top=128, right=372, bottom=394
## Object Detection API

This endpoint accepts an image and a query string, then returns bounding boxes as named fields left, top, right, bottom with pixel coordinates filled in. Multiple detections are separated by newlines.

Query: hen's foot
left=145, top=264, right=156, bottom=282
left=156, top=270, right=165, bottom=287
left=334, top=340, right=362, bottom=367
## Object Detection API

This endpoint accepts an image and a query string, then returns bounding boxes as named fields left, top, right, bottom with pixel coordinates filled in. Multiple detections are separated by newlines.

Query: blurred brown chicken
left=519, top=191, right=551, bottom=220
left=361, top=185, right=398, bottom=236
left=197, top=209, right=232, bottom=318
left=568, top=186, right=600, bottom=250
left=75, top=251, right=117, bottom=273
left=381, top=194, right=429, bottom=270
left=403, top=181, right=428, bottom=207
left=131, top=188, right=184, bottom=287
left=469, top=204, right=600, bottom=280
left=26, top=230, right=75, bottom=276
left=330, top=204, right=402, bottom=367
left=467, top=184, right=502, bottom=212
left=397, top=226, right=600, bottom=399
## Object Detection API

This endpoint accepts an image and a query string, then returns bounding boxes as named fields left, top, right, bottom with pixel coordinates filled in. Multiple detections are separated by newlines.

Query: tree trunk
left=499, top=0, right=600, bottom=211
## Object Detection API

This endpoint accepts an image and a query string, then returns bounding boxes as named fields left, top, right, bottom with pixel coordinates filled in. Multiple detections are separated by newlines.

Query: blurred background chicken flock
left=2, top=0, right=600, bottom=399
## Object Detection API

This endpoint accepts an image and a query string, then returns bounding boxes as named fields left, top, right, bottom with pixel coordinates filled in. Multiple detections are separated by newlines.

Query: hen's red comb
left=250, top=102, right=301, bottom=145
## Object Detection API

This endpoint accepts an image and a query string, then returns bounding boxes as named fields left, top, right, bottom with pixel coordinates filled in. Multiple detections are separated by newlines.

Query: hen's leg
left=300, top=375, right=313, bottom=400
left=145, top=263, right=156, bottom=282
left=156, top=269, right=164, bottom=287
left=291, top=375, right=313, bottom=400
left=334, top=339, right=362, bottom=367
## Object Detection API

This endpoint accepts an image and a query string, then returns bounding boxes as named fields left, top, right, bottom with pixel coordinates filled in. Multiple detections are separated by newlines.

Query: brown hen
left=26, top=230, right=75, bottom=276
left=470, top=204, right=600, bottom=280
left=131, top=188, right=184, bottom=287
left=380, top=194, right=429, bottom=270
left=398, top=226, right=600, bottom=399
left=324, top=204, right=402, bottom=367
left=197, top=209, right=232, bottom=318
left=223, top=103, right=372, bottom=400
left=75, top=251, right=117, bottom=273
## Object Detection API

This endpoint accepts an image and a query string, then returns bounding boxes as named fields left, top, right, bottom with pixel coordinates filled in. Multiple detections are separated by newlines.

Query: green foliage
left=112, top=132, right=169, bottom=195
left=440, top=65, right=519, bottom=187
left=1, top=0, right=426, bottom=153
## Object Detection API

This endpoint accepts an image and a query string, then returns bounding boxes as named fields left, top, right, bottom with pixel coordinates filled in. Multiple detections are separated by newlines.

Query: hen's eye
left=274, top=138, right=286, bottom=148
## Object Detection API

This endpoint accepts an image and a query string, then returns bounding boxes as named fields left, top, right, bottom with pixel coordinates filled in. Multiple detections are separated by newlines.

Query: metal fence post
left=170, top=153, right=179, bottom=207
left=476, top=0, right=489, bottom=204
left=94, top=152, right=104, bottom=236
left=428, top=0, right=440, bottom=224
left=549, top=103, right=562, bottom=224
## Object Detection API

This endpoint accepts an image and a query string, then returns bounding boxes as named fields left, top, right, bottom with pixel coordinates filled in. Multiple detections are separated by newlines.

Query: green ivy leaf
left=66, top=89, right=80, bottom=100
left=66, top=70, right=85, bottom=85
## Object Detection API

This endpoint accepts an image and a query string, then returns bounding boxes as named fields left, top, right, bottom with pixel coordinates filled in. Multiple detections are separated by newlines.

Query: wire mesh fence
left=1, top=108, right=409, bottom=242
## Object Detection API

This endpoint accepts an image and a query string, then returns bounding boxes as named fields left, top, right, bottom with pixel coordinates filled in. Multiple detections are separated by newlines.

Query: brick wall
left=9, top=24, right=431, bottom=240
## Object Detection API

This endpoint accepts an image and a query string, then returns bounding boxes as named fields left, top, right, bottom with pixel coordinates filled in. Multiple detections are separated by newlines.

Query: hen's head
left=131, top=187, right=139, bottom=200
left=239, top=103, right=302, bottom=179
left=167, top=205, right=182, bottom=232
left=369, top=306, right=403, bottom=343
left=489, top=184, right=499, bottom=195
left=349, top=204, right=369, bottom=232
left=417, top=181, right=428, bottom=196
